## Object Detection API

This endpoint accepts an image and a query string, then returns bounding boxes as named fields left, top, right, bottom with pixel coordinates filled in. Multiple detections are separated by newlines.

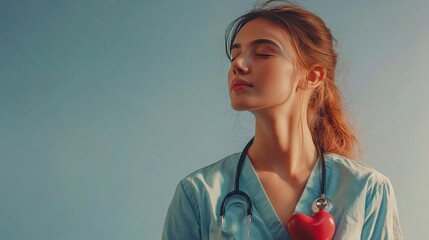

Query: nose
left=231, top=56, right=250, bottom=76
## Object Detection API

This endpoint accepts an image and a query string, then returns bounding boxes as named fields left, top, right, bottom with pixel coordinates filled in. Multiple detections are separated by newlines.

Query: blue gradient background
left=1, top=0, right=428, bottom=239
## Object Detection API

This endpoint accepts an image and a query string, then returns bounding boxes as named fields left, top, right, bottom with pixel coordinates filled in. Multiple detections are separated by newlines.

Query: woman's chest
left=258, top=173, right=309, bottom=227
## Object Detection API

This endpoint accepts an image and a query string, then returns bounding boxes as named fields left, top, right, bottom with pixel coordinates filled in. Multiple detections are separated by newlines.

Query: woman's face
left=228, top=18, right=303, bottom=113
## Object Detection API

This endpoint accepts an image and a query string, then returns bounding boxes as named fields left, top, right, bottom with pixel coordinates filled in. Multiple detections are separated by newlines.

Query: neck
left=247, top=109, right=318, bottom=179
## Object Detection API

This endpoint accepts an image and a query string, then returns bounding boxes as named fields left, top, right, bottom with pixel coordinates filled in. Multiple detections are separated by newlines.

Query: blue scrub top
left=162, top=153, right=403, bottom=239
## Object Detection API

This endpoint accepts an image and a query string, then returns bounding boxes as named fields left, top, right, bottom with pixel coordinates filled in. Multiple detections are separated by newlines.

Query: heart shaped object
left=286, top=209, right=336, bottom=240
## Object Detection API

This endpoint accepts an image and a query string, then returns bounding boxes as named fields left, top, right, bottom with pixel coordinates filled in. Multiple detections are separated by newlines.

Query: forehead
left=234, top=18, right=295, bottom=53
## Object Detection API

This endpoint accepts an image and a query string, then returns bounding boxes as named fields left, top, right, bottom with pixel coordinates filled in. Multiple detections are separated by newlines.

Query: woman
left=162, top=1, right=403, bottom=239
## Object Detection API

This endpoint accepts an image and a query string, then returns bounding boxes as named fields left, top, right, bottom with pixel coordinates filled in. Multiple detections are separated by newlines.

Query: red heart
left=286, top=209, right=336, bottom=240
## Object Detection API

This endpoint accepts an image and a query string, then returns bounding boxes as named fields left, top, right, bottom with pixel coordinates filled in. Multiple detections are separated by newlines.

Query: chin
left=230, top=101, right=254, bottom=111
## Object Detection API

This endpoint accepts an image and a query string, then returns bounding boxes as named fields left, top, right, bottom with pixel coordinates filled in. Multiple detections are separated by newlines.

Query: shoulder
left=324, top=154, right=403, bottom=238
left=324, top=153, right=391, bottom=188
left=178, top=152, right=241, bottom=193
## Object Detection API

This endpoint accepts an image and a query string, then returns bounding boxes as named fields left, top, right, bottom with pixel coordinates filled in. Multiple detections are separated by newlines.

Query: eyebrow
left=230, top=38, right=281, bottom=51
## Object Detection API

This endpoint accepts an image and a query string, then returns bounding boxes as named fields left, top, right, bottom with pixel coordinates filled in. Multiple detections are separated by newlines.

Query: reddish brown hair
left=225, top=0, right=360, bottom=159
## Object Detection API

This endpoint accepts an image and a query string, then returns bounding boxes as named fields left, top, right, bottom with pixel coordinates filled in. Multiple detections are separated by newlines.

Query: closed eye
left=229, top=54, right=272, bottom=62
left=255, top=54, right=272, bottom=57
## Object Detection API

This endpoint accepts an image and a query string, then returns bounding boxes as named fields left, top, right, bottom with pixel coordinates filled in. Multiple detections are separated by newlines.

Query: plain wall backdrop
left=1, top=0, right=428, bottom=239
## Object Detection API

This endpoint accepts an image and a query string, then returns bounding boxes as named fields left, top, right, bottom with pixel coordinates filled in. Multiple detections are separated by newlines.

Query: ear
left=306, top=64, right=326, bottom=89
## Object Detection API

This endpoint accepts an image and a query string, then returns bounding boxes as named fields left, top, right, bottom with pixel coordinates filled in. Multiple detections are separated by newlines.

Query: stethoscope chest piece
left=311, top=195, right=333, bottom=213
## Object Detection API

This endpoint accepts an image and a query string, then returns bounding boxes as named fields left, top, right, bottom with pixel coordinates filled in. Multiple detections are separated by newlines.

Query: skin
left=227, top=18, right=326, bottom=226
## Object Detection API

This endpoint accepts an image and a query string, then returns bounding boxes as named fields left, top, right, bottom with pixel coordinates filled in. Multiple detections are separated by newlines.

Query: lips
left=231, top=78, right=253, bottom=91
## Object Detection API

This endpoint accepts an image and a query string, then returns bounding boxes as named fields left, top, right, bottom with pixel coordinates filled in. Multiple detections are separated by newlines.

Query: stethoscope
left=217, top=137, right=334, bottom=240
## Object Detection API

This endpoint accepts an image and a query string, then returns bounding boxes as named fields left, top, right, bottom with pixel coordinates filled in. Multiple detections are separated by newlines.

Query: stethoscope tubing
left=219, top=137, right=254, bottom=217
left=218, top=137, right=330, bottom=240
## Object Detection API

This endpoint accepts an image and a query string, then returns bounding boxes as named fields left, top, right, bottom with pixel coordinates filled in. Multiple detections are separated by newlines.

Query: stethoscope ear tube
left=218, top=138, right=254, bottom=240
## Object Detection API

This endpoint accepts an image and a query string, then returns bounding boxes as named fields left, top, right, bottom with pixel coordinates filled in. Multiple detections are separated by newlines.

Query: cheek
left=260, top=64, right=297, bottom=94
left=262, top=64, right=293, bottom=84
